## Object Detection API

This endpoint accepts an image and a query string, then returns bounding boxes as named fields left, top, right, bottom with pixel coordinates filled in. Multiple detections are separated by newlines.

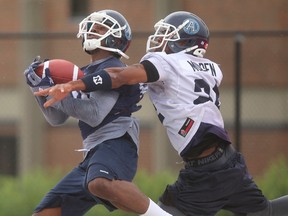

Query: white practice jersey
left=141, top=51, right=229, bottom=155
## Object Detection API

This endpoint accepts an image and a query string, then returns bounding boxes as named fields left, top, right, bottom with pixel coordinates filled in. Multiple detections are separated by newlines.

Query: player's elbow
left=43, top=111, right=69, bottom=126
left=46, top=119, right=66, bottom=126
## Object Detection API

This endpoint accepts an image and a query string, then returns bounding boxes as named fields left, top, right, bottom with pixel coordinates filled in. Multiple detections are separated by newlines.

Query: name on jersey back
left=187, top=60, right=216, bottom=77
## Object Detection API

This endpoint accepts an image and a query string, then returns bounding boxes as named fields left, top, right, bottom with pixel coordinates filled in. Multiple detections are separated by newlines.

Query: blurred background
left=0, top=0, right=288, bottom=182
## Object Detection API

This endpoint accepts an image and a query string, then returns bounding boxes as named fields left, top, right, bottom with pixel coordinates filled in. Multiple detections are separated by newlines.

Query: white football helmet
left=77, top=10, right=132, bottom=59
left=146, top=11, right=209, bottom=57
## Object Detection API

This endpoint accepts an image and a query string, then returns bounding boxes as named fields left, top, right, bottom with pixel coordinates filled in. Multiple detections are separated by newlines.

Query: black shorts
left=34, top=135, right=138, bottom=216
left=159, top=145, right=268, bottom=216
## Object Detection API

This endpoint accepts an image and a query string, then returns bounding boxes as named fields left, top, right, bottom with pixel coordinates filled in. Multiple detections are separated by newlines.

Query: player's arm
left=81, top=63, right=148, bottom=92
left=107, top=60, right=159, bottom=86
left=34, top=60, right=159, bottom=107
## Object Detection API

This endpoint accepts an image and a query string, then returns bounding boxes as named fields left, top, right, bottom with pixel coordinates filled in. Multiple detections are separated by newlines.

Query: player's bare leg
left=88, top=178, right=149, bottom=213
left=32, top=207, right=61, bottom=216
left=88, top=178, right=172, bottom=215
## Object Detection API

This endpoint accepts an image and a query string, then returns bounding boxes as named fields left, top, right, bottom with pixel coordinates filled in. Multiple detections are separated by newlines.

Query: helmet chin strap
left=192, top=48, right=206, bottom=57
left=182, top=45, right=206, bottom=57
left=183, top=45, right=198, bottom=53
left=83, top=39, right=101, bottom=51
left=83, top=38, right=129, bottom=59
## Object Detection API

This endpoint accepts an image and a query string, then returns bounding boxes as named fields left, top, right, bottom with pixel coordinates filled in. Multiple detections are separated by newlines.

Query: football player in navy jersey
left=35, top=11, right=288, bottom=216
left=25, top=10, right=172, bottom=216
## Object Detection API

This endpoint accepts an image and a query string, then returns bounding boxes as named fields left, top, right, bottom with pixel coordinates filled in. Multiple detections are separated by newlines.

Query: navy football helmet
left=77, top=10, right=132, bottom=59
left=146, top=11, right=209, bottom=57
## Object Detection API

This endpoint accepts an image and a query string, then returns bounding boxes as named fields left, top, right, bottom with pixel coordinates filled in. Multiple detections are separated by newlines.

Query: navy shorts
left=159, top=145, right=268, bottom=216
left=34, top=134, right=138, bottom=216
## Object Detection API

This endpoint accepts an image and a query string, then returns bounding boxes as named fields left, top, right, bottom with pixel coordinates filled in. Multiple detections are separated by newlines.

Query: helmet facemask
left=78, top=11, right=130, bottom=59
left=146, top=19, right=181, bottom=53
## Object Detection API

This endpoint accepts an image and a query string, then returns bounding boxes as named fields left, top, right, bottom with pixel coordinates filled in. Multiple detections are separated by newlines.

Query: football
left=35, top=59, right=84, bottom=84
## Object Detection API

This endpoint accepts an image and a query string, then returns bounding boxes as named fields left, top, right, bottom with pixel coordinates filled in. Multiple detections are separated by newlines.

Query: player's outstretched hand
left=34, top=83, right=72, bottom=108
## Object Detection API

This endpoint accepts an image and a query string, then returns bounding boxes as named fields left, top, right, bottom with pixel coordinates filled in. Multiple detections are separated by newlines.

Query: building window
left=0, top=136, right=17, bottom=176
left=70, top=0, right=88, bottom=18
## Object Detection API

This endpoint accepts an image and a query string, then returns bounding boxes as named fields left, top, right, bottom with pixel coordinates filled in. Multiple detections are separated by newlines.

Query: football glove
left=24, top=56, right=54, bottom=87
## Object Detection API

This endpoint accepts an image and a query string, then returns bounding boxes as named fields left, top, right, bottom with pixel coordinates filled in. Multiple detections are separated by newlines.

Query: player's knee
left=88, top=178, right=111, bottom=197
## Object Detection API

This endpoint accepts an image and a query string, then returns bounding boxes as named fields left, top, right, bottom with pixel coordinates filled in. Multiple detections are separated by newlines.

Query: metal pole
left=19, top=0, right=46, bottom=176
left=234, top=34, right=244, bottom=151
left=153, top=0, right=182, bottom=172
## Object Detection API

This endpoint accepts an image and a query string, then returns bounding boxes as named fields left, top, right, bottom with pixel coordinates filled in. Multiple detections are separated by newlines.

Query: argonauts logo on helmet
left=124, top=25, right=132, bottom=40
left=183, top=18, right=200, bottom=35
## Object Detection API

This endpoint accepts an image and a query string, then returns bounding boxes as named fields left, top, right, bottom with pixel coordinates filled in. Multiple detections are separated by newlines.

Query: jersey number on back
left=193, top=79, right=220, bottom=108
left=156, top=78, right=220, bottom=124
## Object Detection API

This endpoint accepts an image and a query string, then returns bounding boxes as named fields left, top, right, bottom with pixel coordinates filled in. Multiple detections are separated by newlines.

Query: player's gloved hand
left=37, top=68, right=54, bottom=88
left=24, top=56, right=53, bottom=87
left=24, top=56, right=42, bottom=87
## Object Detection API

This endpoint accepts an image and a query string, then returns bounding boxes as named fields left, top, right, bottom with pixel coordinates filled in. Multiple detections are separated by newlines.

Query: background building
left=0, top=0, right=288, bottom=177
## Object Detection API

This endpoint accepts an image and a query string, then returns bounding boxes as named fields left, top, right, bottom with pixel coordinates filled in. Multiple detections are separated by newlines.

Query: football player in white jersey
left=36, top=11, right=288, bottom=216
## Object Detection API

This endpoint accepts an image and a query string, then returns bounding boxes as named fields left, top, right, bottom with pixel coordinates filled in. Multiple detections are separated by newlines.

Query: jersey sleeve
left=141, top=60, right=159, bottom=82
left=29, top=86, right=69, bottom=126
left=140, top=52, right=171, bottom=82
left=52, top=90, right=119, bottom=127
left=35, top=95, right=70, bottom=126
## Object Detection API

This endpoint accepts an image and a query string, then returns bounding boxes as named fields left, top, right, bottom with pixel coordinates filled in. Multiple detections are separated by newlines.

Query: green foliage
left=0, top=169, right=63, bottom=216
left=0, top=158, right=288, bottom=215
left=256, top=157, right=288, bottom=199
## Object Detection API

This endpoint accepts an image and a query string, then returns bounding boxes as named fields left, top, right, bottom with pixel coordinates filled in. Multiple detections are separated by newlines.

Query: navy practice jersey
left=33, top=56, right=145, bottom=155
left=141, top=52, right=230, bottom=156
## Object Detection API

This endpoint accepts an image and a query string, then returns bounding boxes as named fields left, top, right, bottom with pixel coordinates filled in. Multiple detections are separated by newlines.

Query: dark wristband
left=81, top=69, right=112, bottom=92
